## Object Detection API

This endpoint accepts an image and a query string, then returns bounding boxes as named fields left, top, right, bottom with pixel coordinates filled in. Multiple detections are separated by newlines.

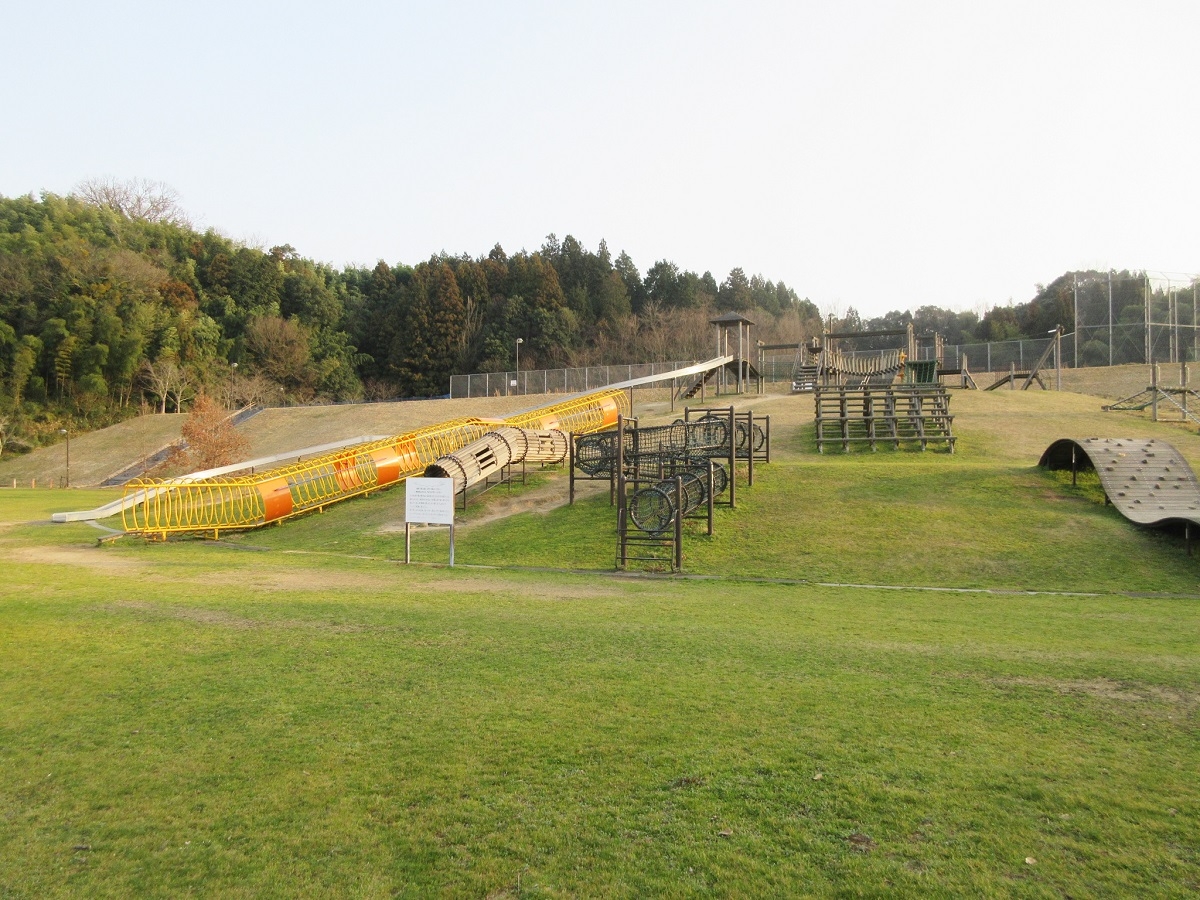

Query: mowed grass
left=234, top=391, right=1200, bottom=595
left=1, top=389, right=1199, bottom=896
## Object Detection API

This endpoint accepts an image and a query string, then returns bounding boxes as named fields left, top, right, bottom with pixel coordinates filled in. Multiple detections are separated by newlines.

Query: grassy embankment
left=0, top=387, right=1197, bottom=897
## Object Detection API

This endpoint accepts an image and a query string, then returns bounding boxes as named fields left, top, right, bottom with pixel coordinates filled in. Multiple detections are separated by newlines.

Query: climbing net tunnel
left=575, top=416, right=731, bottom=477
left=575, top=414, right=765, bottom=477
left=121, top=389, right=628, bottom=537
left=628, top=459, right=729, bottom=534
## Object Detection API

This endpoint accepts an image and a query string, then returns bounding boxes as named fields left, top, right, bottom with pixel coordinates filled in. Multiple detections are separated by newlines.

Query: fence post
left=674, top=476, right=683, bottom=572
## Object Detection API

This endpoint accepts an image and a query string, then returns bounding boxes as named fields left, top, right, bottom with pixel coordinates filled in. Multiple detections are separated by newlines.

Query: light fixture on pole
left=59, top=428, right=70, bottom=487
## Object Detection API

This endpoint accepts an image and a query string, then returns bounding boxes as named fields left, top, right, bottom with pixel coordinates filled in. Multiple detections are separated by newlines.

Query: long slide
left=53, top=356, right=744, bottom=538
left=109, top=390, right=627, bottom=538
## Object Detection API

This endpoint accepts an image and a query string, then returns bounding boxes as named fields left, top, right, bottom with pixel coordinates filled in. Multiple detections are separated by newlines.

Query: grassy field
left=1, top=389, right=1198, bottom=897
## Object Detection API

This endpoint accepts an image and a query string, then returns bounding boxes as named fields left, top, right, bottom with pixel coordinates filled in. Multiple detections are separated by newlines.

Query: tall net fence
left=450, top=360, right=698, bottom=398
left=760, top=325, right=1200, bottom=383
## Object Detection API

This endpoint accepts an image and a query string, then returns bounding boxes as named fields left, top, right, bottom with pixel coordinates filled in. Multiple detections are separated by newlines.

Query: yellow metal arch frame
left=121, top=390, right=627, bottom=538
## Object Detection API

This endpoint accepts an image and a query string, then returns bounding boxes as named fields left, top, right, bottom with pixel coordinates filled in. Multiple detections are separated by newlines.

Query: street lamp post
left=515, top=338, right=524, bottom=395
left=59, top=428, right=69, bottom=487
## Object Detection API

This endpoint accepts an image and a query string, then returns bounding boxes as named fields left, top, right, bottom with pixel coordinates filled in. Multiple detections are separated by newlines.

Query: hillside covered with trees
left=0, top=186, right=821, bottom=452
left=0, top=183, right=1186, bottom=455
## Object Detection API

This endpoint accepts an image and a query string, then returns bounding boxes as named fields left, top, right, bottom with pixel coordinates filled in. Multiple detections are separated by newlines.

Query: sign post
left=404, top=477, right=457, bottom=566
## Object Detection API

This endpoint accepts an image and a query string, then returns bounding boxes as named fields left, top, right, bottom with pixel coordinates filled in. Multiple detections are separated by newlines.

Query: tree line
left=2, top=184, right=1187, bottom=455
left=0, top=188, right=822, bottom=450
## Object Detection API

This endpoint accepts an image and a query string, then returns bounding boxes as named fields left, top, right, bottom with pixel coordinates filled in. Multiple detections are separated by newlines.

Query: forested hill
left=0, top=187, right=1175, bottom=454
left=0, top=190, right=823, bottom=449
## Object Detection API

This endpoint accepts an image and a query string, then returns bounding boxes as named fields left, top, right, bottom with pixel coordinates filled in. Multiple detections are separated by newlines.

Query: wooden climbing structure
left=1039, top=437, right=1200, bottom=551
left=814, top=385, right=955, bottom=453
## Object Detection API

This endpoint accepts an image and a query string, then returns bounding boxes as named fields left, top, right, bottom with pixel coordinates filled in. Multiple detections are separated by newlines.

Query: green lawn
left=1, top=390, right=1198, bottom=897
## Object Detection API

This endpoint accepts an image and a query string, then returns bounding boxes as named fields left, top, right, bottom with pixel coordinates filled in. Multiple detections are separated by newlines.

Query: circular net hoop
left=575, top=419, right=734, bottom=476
left=575, top=432, right=616, bottom=476
left=674, top=458, right=728, bottom=496
left=695, top=415, right=730, bottom=448
left=629, top=486, right=675, bottom=534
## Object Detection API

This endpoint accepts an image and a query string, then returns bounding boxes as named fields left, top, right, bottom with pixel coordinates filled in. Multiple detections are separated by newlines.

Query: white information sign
left=405, top=477, right=455, bottom=525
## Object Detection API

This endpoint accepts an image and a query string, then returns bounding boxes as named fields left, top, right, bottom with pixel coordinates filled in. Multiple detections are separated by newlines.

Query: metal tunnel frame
left=121, top=389, right=628, bottom=538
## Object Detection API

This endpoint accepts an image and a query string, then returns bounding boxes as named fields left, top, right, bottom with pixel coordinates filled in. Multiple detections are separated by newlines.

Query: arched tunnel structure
left=1039, top=437, right=1200, bottom=532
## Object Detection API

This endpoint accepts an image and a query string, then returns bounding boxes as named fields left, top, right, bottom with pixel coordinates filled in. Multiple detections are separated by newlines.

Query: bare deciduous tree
left=0, top=416, right=23, bottom=458
left=222, top=371, right=281, bottom=410
left=156, top=394, right=250, bottom=475
left=140, top=359, right=193, bottom=413
left=73, top=177, right=191, bottom=227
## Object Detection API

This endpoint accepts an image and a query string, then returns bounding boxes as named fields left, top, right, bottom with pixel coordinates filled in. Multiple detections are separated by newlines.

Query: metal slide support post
left=569, top=433, right=575, bottom=505
left=765, top=415, right=772, bottom=463
left=674, top=476, right=684, bottom=572
left=449, top=523, right=455, bottom=567
left=405, top=522, right=411, bottom=564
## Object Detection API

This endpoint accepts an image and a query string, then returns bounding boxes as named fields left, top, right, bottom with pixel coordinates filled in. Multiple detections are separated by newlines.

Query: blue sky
left=4, top=1, right=1197, bottom=316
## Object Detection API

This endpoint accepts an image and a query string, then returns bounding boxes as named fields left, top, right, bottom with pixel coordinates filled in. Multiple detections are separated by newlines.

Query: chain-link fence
left=948, top=322, right=1198, bottom=373
left=456, top=312, right=1200, bottom=395
left=759, top=321, right=1199, bottom=385
left=450, top=360, right=699, bottom=398
left=938, top=337, right=1057, bottom=373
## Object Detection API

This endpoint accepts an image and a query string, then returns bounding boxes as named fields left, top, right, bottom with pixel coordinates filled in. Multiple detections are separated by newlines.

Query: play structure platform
left=1039, top=438, right=1200, bottom=543
left=815, top=385, right=955, bottom=452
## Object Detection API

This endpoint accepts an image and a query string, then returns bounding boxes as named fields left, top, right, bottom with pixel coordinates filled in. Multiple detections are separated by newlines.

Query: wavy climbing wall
left=1039, top=437, right=1200, bottom=529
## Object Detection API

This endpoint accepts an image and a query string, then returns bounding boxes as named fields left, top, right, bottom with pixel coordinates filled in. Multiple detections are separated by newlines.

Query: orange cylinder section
left=373, top=441, right=425, bottom=486
left=333, top=458, right=364, bottom=492
left=596, top=394, right=622, bottom=428
left=257, top=477, right=295, bottom=522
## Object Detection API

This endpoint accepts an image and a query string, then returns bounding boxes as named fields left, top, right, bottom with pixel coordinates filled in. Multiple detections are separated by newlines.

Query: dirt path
left=377, top=474, right=609, bottom=534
